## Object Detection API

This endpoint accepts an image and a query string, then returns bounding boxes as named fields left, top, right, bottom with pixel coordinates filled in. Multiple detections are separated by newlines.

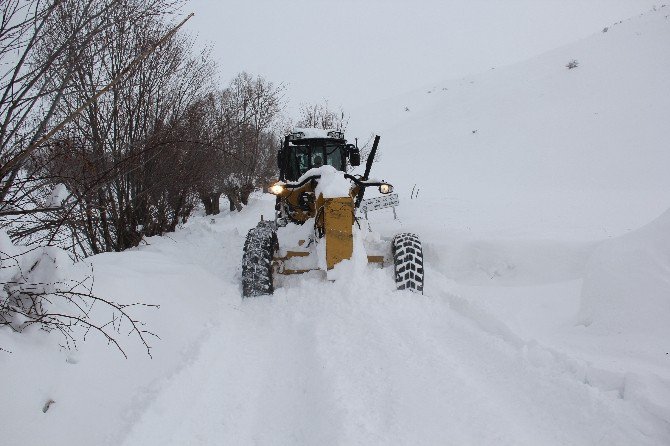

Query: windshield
left=286, top=142, right=346, bottom=180
left=289, top=146, right=310, bottom=178
left=325, top=144, right=343, bottom=169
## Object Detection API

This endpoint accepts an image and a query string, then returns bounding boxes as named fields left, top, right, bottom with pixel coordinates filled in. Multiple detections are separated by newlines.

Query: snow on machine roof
left=288, top=128, right=345, bottom=141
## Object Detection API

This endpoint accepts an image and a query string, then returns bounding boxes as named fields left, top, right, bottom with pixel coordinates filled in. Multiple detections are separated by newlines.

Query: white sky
left=184, top=0, right=656, bottom=115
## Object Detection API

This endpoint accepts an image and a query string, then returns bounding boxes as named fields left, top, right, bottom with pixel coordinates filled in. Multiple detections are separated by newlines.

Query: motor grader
left=241, top=128, right=423, bottom=297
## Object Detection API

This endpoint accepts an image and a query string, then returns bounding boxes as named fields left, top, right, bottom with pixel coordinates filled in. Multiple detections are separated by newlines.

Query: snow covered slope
left=3, top=7, right=670, bottom=446
left=350, top=7, right=670, bottom=240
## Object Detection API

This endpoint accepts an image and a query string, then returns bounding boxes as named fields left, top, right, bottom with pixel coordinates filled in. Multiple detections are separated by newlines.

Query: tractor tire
left=392, top=232, right=424, bottom=293
left=242, top=221, right=278, bottom=297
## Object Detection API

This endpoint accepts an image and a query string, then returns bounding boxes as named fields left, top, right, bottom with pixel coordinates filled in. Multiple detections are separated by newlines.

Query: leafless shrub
left=27, top=3, right=214, bottom=254
left=297, top=100, right=349, bottom=132
left=0, top=0, right=180, bottom=234
left=1, top=250, right=157, bottom=357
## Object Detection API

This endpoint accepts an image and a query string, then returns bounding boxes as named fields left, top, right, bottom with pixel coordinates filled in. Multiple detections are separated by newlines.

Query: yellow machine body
left=323, top=197, right=354, bottom=270
left=272, top=184, right=383, bottom=275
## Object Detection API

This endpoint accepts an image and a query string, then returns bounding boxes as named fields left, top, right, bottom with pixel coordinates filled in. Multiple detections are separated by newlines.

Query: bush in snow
left=566, top=59, right=579, bottom=69
left=1, top=231, right=156, bottom=356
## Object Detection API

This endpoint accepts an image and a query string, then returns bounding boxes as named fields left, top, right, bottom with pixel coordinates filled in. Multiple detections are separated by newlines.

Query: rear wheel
left=242, top=221, right=277, bottom=297
left=392, top=233, right=424, bottom=293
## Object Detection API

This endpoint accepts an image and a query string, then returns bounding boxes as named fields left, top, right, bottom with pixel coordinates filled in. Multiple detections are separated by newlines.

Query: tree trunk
left=210, top=192, right=222, bottom=215
left=200, top=193, right=213, bottom=215
left=239, top=184, right=254, bottom=206
left=226, top=192, right=242, bottom=212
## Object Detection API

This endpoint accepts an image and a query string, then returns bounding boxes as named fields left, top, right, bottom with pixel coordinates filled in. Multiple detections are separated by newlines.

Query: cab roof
left=287, top=128, right=345, bottom=142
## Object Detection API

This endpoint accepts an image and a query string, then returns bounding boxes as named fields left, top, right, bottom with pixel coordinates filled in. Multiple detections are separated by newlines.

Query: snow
left=276, top=218, right=313, bottom=257
left=578, top=208, right=670, bottom=337
left=46, top=183, right=69, bottom=208
left=348, top=8, right=670, bottom=239
left=295, top=165, right=353, bottom=198
left=3, top=8, right=670, bottom=446
left=0, top=230, right=18, bottom=283
left=313, top=165, right=353, bottom=198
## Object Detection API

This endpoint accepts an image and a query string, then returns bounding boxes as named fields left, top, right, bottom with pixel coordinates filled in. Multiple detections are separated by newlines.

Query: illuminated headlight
left=379, top=183, right=393, bottom=194
left=269, top=183, right=285, bottom=195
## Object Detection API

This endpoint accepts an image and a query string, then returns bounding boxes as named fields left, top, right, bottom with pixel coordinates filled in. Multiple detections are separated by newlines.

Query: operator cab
left=278, top=129, right=360, bottom=182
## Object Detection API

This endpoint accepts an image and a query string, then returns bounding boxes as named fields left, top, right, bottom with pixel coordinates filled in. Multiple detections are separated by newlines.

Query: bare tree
left=0, top=0, right=171, bottom=221
left=296, top=100, right=348, bottom=131
left=192, top=73, right=285, bottom=214
left=32, top=4, right=214, bottom=253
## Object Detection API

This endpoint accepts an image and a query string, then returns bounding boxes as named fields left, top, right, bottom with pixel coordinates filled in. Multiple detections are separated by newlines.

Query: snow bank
left=0, top=201, right=258, bottom=446
left=578, top=207, right=670, bottom=337
left=0, top=230, right=74, bottom=300
left=570, top=207, right=670, bottom=430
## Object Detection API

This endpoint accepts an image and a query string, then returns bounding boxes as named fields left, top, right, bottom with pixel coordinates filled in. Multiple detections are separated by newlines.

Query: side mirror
left=347, top=144, right=360, bottom=166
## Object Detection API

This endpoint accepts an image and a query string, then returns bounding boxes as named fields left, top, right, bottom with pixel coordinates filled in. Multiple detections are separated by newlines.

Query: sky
left=183, top=0, right=656, bottom=116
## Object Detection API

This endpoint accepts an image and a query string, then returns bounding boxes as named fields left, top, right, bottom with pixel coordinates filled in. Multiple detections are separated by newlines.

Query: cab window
left=325, top=144, right=343, bottom=170
left=288, top=146, right=310, bottom=179
left=286, top=143, right=347, bottom=180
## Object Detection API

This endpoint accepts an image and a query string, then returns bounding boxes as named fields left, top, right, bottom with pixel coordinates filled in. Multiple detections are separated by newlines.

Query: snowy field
left=3, top=8, right=670, bottom=446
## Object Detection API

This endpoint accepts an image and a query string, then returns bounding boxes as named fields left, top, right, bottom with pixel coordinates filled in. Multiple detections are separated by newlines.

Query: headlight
left=269, top=183, right=285, bottom=195
left=379, top=183, right=393, bottom=194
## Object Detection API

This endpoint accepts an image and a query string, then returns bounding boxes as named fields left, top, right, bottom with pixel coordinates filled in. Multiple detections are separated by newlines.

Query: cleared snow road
left=116, top=200, right=665, bottom=446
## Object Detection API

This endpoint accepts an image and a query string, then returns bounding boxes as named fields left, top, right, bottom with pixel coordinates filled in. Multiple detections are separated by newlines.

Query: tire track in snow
left=119, top=283, right=347, bottom=445
left=119, top=283, right=667, bottom=445
left=117, top=213, right=668, bottom=445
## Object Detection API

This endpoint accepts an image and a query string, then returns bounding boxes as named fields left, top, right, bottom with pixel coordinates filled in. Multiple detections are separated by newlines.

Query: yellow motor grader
left=241, top=129, right=423, bottom=297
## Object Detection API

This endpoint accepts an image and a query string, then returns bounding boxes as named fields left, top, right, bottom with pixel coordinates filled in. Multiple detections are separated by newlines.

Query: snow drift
left=579, top=207, right=670, bottom=338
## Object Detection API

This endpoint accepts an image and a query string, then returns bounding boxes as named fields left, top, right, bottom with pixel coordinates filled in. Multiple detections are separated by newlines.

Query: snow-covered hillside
left=3, top=7, right=670, bottom=446
left=351, top=8, right=670, bottom=239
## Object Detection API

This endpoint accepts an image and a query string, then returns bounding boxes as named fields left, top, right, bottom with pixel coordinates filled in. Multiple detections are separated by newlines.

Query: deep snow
left=3, top=7, right=670, bottom=446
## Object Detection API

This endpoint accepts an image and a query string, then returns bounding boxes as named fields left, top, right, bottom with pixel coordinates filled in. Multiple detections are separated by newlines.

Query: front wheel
left=241, top=221, right=277, bottom=297
left=392, top=233, right=424, bottom=293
